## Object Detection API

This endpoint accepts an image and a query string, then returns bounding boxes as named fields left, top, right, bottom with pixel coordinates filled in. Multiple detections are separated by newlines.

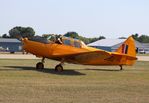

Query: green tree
left=63, top=31, right=106, bottom=44
left=2, top=34, right=10, bottom=38
left=138, top=35, right=149, bottom=43
left=98, top=36, right=105, bottom=40
left=9, top=26, right=35, bottom=38
left=64, top=32, right=79, bottom=38
left=132, top=34, right=149, bottom=43
left=132, top=33, right=139, bottom=41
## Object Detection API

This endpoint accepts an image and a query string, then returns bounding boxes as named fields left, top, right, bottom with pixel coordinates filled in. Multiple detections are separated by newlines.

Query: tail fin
left=115, top=36, right=136, bottom=57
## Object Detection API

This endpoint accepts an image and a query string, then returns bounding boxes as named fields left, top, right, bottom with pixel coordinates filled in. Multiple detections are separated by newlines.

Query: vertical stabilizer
left=115, top=36, right=136, bottom=57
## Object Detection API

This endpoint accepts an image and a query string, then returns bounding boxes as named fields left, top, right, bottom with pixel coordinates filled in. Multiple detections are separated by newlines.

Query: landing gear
left=55, top=58, right=65, bottom=72
left=120, top=65, right=123, bottom=70
left=55, top=64, right=63, bottom=72
left=36, top=62, right=44, bottom=70
left=35, top=58, right=65, bottom=72
left=36, top=58, right=45, bottom=70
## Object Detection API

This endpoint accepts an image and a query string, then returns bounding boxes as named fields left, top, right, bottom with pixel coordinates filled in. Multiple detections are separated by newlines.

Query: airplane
left=22, top=35, right=137, bottom=72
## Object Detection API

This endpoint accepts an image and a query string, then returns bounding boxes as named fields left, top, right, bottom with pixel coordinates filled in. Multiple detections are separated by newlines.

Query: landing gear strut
left=120, top=65, right=123, bottom=70
left=36, top=58, right=45, bottom=70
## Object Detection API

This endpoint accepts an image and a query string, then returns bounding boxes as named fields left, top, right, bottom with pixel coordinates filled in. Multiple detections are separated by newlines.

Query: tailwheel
left=55, top=64, right=63, bottom=72
left=36, top=62, right=44, bottom=70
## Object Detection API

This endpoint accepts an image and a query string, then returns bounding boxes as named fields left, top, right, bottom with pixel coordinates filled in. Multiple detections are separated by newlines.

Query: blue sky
left=0, top=0, right=149, bottom=38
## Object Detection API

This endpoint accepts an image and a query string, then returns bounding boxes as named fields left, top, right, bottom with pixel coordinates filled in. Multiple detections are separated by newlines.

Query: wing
left=51, top=50, right=111, bottom=64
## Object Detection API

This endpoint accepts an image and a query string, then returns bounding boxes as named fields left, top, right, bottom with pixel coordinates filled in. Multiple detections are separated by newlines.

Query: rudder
left=115, top=36, right=136, bottom=57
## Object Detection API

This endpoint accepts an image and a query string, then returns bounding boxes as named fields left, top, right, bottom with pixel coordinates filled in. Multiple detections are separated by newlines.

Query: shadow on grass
left=2, top=66, right=86, bottom=76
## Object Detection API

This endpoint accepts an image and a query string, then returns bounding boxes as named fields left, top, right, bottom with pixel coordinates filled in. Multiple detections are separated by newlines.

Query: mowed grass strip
left=0, top=59, right=149, bottom=103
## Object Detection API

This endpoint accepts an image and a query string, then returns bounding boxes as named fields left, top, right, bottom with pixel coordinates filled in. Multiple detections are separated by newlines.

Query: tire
left=55, top=64, right=63, bottom=72
left=36, top=62, right=44, bottom=70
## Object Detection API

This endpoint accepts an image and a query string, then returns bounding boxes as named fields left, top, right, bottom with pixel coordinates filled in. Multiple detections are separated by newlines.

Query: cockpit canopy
left=47, top=35, right=87, bottom=48
left=29, top=35, right=87, bottom=48
left=62, top=36, right=87, bottom=48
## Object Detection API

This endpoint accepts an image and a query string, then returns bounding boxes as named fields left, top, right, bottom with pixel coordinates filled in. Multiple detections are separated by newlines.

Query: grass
left=137, top=53, right=149, bottom=56
left=0, top=59, right=149, bottom=103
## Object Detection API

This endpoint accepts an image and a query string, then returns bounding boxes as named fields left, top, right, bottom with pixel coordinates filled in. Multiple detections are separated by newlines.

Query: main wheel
left=55, top=64, right=63, bottom=72
left=36, top=62, right=44, bottom=70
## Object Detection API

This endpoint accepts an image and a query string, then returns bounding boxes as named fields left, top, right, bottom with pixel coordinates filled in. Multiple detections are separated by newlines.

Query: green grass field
left=137, top=54, right=149, bottom=56
left=0, top=59, right=149, bottom=103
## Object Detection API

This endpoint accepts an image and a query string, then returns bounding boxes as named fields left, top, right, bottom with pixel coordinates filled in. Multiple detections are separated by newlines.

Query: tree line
left=63, top=32, right=105, bottom=44
left=1, top=26, right=149, bottom=44
left=0, top=26, right=106, bottom=44
left=0, top=26, right=35, bottom=39
left=43, top=32, right=106, bottom=44
left=132, top=34, right=149, bottom=43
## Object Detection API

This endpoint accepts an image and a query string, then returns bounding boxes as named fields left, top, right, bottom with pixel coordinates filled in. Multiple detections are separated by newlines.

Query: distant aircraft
left=22, top=35, right=137, bottom=72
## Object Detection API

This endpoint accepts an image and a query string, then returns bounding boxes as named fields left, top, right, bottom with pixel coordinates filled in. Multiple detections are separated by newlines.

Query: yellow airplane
left=22, top=35, right=137, bottom=72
